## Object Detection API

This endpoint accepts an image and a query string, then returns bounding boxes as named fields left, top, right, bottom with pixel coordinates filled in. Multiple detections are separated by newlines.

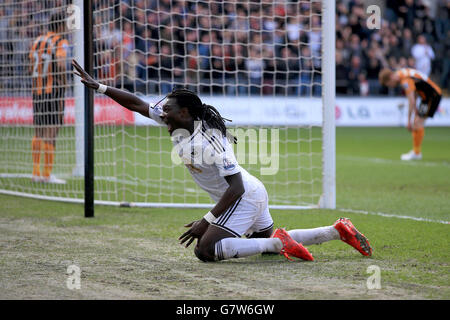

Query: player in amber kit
left=379, top=68, right=442, bottom=161
left=29, top=13, right=68, bottom=183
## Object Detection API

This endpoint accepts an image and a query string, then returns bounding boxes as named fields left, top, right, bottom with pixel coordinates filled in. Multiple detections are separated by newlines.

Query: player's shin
left=412, top=127, right=424, bottom=155
left=43, top=142, right=55, bottom=178
left=31, top=136, right=42, bottom=176
left=287, top=226, right=340, bottom=246
left=215, top=238, right=282, bottom=261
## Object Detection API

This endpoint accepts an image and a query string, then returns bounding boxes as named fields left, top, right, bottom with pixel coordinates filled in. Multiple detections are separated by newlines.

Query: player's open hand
left=72, top=59, right=99, bottom=90
left=179, top=219, right=209, bottom=248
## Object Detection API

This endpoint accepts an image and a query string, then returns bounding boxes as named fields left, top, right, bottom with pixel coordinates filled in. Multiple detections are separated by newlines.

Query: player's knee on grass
left=194, top=243, right=216, bottom=262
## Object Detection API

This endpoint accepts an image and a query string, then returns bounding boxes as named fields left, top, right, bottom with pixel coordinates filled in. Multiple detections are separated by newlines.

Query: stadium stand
left=0, top=0, right=448, bottom=96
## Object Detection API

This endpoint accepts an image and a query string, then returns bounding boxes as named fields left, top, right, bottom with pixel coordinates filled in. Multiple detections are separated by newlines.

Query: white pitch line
left=0, top=173, right=198, bottom=193
left=2, top=173, right=448, bottom=223
left=338, top=208, right=449, bottom=225
left=339, top=155, right=450, bottom=168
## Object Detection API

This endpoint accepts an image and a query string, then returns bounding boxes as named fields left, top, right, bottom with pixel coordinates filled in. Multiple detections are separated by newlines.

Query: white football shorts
left=211, top=178, right=274, bottom=238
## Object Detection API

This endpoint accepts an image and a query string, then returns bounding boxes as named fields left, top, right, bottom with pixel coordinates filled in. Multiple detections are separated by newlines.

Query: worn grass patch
left=0, top=194, right=448, bottom=300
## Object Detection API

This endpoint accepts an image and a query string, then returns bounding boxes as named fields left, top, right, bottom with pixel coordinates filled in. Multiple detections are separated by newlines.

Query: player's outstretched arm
left=72, top=59, right=150, bottom=117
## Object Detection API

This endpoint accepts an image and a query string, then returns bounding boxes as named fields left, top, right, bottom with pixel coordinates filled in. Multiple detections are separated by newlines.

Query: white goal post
left=0, top=0, right=335, bottom=210
left=321, top=0, right=336, bottom=209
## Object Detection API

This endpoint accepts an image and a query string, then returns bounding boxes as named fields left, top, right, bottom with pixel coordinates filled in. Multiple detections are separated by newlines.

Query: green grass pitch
left=0, top=127, right=449, bottom=299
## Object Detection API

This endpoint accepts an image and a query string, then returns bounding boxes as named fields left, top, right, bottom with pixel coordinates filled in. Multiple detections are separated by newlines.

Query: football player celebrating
left=73, top=59, right=372, bottom=262
left=379, top=68, right=442, bottom=161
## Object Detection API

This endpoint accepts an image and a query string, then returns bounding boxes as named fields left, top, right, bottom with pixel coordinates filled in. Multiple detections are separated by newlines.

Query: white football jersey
left=148, top=103, right=262, bottom=202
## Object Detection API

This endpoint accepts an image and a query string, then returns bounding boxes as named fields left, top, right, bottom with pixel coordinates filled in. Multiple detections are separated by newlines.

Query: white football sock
left=215, top=237, right=282, bottom=261
left=288, top=226, right=340, bottom=246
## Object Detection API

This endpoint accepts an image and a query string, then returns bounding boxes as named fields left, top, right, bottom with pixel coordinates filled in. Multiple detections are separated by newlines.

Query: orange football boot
left=333, top=218, right=372, bottom=256
left=272, top=228, right=314, bottom=261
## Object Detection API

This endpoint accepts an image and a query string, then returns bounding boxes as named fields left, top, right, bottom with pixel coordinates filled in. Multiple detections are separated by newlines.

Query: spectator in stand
left=246, top=46, right=264, bottom=95
left=159, top=44, right=174, bottom=93
left=411, top=35, right=435, bottom=76
left=299, top=46, right=313, bottom=96
left=398, top=0, right=416, bottom=27
left=262, top=44, right=275, bottom=95
left=210, top=45, right=225, bottom=94
left=387, top=35, right=403, bottom=62
left=198, top=33, right=211, bottom=71
left=336, top=51, right=349, bottom=95
left=348, top=34, right=363, bottom=59
left=286, top=48, right=300, bottom=95
left=275, top=47, right=288, bottom=95
left=348, top=55, right=363, bottom=95
left=229, top=43, right=247, bottom=95
left=186, top=47, right=199, bottom=90
left=366, top=51, right=382, bottom=94
left=401, top=28, right=415, bottom=58
left=359, top=72, right=369, bottom=96
left=121, top=20, right=134, bottom=60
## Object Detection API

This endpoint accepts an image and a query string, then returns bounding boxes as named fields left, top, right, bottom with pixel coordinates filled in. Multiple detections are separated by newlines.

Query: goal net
left=0, top=0, right=86, bottom=200
left=0, top=0, right=335, bottom=209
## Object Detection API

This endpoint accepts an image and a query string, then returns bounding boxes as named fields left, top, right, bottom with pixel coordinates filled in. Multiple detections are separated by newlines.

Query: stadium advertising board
left=135, top=97, right=450, bottom=127
left=1, top=97, right=449, bottom=127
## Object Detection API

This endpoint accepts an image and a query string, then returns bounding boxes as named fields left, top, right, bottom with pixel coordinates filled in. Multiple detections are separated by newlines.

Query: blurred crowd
left=94, top=0, right=450, bottom=96
left=0, top=0, right=449, bottom=97
left=94, top=0, right=325, bottom=96
left=336, top=0, right=449, bottom=96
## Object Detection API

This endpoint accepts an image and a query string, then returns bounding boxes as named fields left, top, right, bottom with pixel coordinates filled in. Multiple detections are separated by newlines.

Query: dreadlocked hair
left=167, top=88, right=237, bottom=143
